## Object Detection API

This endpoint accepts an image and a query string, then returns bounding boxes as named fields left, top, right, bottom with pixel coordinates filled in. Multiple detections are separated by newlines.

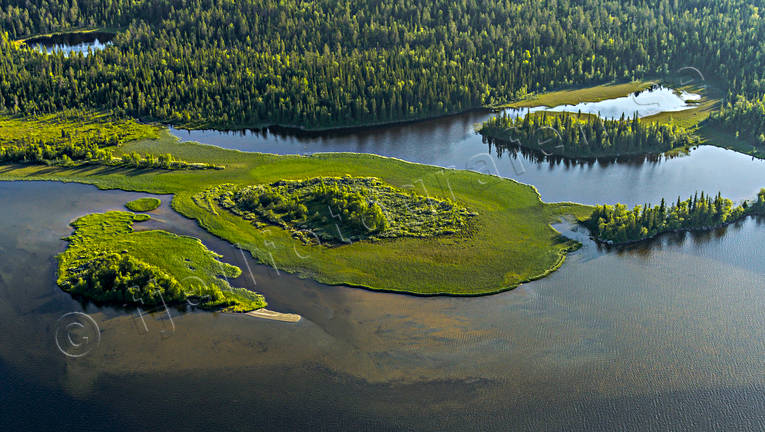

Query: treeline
left=0, top=138, right=221, bottom=169
left=479, top=112, right=699, bottom=158
left=0, top=110, right=221, bottom=169
left=708, top=94, right=765, bottom=145
left=0, top=0, right=762, bottom=129
left=584, top=189, right=765, bottom=244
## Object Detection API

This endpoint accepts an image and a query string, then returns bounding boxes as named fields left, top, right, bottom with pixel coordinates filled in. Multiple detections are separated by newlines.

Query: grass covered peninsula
left=0, top=130, right=590, bottom=296
left=58, top=211, right=266, bottom=311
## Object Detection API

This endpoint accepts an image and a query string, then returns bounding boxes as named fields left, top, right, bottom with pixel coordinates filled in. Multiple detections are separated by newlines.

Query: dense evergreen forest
left=479, top=112, right=698, bottom=157
left=0, top=0, right=762, bottom=129
left=708, top=94, right=765, bottom=145
left=584, top=189, right=765, bottom=244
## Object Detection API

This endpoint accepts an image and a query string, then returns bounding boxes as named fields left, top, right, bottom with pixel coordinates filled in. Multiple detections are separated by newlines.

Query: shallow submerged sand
left=245, top=308, right=302, bottom=323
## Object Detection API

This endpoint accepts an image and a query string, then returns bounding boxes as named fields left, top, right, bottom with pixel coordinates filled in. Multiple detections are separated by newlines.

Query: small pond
left=503, top=85, right=701, bottom=120
left=25, top=31, right=115, bottom=56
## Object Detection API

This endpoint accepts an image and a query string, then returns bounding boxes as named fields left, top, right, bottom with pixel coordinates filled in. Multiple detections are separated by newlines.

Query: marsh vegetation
left=195, top=176, right=475, bottom=246
left=125, top=197, right=161, bottom=212
left=0, top=110, right=221, bottom=169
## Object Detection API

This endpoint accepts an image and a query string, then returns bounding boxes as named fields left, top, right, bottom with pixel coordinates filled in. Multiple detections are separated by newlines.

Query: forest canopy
left=0, top=0, right=762, bottom=129
left=584, top=189, right=765, bottom=244
left=479, top=111, right=699, bottom=158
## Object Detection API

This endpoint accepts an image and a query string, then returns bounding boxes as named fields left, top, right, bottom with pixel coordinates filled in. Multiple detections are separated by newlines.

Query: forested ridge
left=0, top=0, right=762, bottom=129
left=479, top=111, right=699, bottom=157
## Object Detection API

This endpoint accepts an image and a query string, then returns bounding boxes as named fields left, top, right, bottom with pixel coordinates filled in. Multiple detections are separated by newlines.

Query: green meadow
left=0, top=129, right=590, bottom=295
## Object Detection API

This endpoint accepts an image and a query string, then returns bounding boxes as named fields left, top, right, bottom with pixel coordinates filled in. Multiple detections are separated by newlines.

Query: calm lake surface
left=170, top=89, right=763, bottom=207
left=26, top=32, right=114, bottom=57
left=3, top=181, right=765, bottom=431
left=503, top=86, right=701, bottom=120
left=31, top=38, right=110, bottom=56
left=2, top=92, right=765, bottom=430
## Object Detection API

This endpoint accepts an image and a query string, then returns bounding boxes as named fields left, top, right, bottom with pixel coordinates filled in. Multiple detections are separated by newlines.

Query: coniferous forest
left=0, top=0, right=763, bottom=129
left=708, top=94, right=765, bottom=145
left=479, top=112, right=699, bottom=157
left=585, top=189, right=765, bottom=244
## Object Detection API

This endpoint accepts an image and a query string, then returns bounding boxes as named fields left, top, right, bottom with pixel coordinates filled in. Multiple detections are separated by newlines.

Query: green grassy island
left=125, top=197, right=161, bottom=212
left=479, top=111, right=700, bottom=159
left=583, top=189, right=765, bottom=245
left=57, top=211, right=266, bottom=312
left=0, top=129, right=591, bottom=296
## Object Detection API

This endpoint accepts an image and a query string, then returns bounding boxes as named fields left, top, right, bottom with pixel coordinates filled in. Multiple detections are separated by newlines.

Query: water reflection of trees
left=483, top=135, right=688, bottom=169
left=191, top=109, right=493, bottom=145
left=595, top=216, right=763, bottom=258
left=26, top=31, right=115, bottom=46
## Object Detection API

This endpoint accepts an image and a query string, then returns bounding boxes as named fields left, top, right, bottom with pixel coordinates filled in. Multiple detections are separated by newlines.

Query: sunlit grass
left=125, top=197, right=161, bottom=212
left=0, top=130, right=591, bottom=295
left=57, top=211, right=266, bottom=311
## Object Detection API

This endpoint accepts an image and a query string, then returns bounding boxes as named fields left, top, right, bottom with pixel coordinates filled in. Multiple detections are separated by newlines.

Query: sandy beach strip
left=245, top=308, right=302, bottom=323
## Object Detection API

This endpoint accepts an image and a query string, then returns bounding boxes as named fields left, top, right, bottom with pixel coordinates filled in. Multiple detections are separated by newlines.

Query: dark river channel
left=2, top=94, right=765, bottom=430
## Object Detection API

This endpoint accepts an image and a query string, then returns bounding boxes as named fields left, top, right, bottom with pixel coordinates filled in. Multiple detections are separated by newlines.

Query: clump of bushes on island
left=194, top=176, right=475, bottom=245
left=479, top=111, right=699, bottom=158
left=57, top=212, right=266, bottom=312
left=62, top=252, right=183, bottom=305
left=584, top=189, right=765, bottom=244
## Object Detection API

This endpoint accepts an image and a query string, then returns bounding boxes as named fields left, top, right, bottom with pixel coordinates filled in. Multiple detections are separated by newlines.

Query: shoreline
left=162, top=80, right=655, bottom=135
left=583, top=210, right=765, bottom=247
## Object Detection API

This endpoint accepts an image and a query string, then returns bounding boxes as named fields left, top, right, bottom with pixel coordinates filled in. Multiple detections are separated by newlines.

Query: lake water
left=31, top=39, right=111, bottom=56
left=3, top=181, right=765, bottom=430
left=26, top=32, right=114, bottom=57
left=2, top=87, right=764, bottom=430
left=503, top=86, right=701, bottom=120
left=170, top=89, right=763, bottom=207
